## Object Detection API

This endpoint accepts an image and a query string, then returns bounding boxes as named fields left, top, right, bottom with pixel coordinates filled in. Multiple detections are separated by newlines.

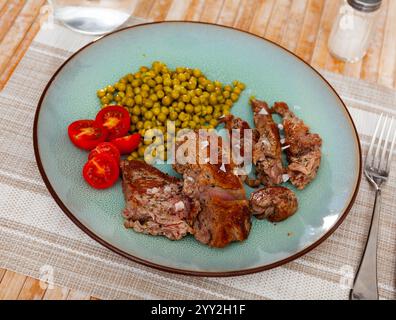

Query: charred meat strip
left=251, top=99, right=284, bottom=186
left=220, top=115, right=261, bottom=187
left=173, top=132, right=251, bottom=248
left=121, top=160, right=199, bottom=240
left=250, top=187, right=298, bottom=222
left=273, top=102, right=322, bottom=190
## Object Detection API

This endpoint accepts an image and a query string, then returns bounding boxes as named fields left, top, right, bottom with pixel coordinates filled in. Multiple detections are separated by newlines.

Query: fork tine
left=385, top=121, right=396, bottom=174
left=367, top=114, right=383, bottom=166
left=373, top=115, right=388, bottom=168
left=379, top=117, right=393, bottom=171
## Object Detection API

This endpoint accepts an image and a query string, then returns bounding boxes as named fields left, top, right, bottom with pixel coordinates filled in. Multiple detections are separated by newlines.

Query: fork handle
left=350, top=189, right=381, bottom=300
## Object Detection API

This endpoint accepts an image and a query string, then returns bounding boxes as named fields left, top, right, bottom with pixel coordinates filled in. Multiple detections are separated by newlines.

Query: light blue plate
left=34, top=22, right=361, bottom=276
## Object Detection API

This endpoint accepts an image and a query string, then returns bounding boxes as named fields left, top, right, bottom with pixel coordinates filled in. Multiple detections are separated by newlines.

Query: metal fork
left=350, top=114, right=396, bottom=300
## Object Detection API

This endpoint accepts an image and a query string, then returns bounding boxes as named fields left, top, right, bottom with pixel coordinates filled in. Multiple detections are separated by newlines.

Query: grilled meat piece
left=173, top=132, right=251, bottom=248
left=121, top=160, right=199, bottom=240
left=251, top=99, right=284, bottom=186
left=273, top=102, right=322, bottom=190
left=220, top=115, right=261, bottom=187
left=250, top=187, right=298, bottom=222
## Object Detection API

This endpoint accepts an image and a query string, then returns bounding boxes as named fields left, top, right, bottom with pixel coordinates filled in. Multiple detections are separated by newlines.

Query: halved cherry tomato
left=95, top=106, right=130, bottom=140
left=82, top=153, right=119, bottom=189
left=68, top=120, right=108, bottom=151
left=88, top=142, right=120, bottom=164
left=110, top=134, right=141, bottom=155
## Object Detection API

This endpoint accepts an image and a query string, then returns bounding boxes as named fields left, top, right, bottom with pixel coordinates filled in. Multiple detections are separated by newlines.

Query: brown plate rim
left=33, top=21, right=362, bottom=277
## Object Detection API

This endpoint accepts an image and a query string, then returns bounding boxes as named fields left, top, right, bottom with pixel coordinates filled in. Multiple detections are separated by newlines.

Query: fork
left=350, top=114, right=396, bottom=300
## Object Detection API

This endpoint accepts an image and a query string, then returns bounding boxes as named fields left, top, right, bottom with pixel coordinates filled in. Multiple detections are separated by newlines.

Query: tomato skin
left=95, top=106, right=130, bottom=140
left=68, top=120, right=108, bottom=151
left=110, top=134, right=141, bottom=155
left=82, top=153, right=119, bottom=189
left=88, top=142, right=120, bottom=164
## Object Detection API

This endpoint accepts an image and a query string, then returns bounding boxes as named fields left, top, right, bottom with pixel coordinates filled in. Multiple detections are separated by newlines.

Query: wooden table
left=0, top=0, right=395, bottom=300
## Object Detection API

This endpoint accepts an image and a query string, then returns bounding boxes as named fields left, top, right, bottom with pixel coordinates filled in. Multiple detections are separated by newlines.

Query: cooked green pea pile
left=97, top=61, right=246, bottom=160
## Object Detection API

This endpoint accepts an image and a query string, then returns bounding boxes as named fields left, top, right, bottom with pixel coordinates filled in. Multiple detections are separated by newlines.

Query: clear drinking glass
left=48, top=0, right=140, bottom=35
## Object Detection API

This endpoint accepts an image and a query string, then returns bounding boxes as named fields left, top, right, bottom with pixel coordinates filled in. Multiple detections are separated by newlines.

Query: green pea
left=106, top=85, right=115, bottom=93
left=237, top=82, right=246, bottom=90
left=193, top=69, right=202, bottom=78
left=185, top=104, right=194, bottom=114
left=189, top=121, right=196, bottom=129
left=135, top=95, right=143, bottom=105
left=147, top=79, right=156, bottom=88
left=171, top=90, right=180, bottom=100
left=131, top=79, right=141, bottom=87
left=144, top=111, right=154, bottom=120
left=131, top=115, right=139, bottom=124
left=225, top=99, right=233, bottom=107
left=97, top=89, right=106, bottom=98
left=126, top=98, right=135, bottom=107
left=144, top=99, right=153, bottom=108
left=194, top=105, right=202, bottom=113
left=163, top=78, right=172, bottom=86
left=153, top=107, right=161, bottom=116
left=162, top=96, right=172, bottom=106
left=231, top=93, right=239, bottom=102
left=101, top=97, right=110, bottom=105
left=157, top=113, right=167, bottom=123
left=157, top=90, right=165, bottom=99
left=118, top=83, right=126, bottom=92
left=169, top=112, right=178, bottom=121
left=210, top=119, right=218, bottom=127
left=209, top=94, right=217, bottom=106
left=144, top=121, right=153, bottom=130
left=206, top=83, right=215, bottom=92
left=161, top=106, right=170, bottom=115
left=214, top=81, right=222, bottom=88
left=191, top=97, right=200, bottom=106
left=233, top=87, right=242, bottom=95
left=132, top=106, right=141, bottom=116
left=181, top=94, right=191, bottom=103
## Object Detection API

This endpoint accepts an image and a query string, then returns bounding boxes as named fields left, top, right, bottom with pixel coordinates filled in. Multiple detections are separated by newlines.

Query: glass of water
left=49, top=0, right=141, bottom=35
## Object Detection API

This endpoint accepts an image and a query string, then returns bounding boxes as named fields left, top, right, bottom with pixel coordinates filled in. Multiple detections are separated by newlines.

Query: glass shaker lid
left=347, top=0, right=382, bottom=12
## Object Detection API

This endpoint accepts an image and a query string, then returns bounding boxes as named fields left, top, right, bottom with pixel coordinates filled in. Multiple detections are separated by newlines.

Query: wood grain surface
left=0, top=0, right=395, bottom=300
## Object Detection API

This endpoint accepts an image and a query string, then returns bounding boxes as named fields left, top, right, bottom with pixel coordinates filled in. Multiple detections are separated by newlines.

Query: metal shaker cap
left=347, top=0, right=382, bottom=12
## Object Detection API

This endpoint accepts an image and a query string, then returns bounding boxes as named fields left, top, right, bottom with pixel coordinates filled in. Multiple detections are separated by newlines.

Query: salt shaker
left=328, top=0, right=382, bottom=63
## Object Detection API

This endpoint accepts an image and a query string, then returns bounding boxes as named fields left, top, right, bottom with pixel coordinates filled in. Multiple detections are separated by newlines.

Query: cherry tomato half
left=110, top=133, right=141, bottom=155
left=88, top=142, right=120, bottom=164
left=82, top=153, right=119, bottom=189
left=68, top=120, right=108, bottom=151
left=95, top=106, right=130, bottom=140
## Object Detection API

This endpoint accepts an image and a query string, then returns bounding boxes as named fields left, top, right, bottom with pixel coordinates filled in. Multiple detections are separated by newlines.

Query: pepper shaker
left=328, top=0, right=382, bottom=63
